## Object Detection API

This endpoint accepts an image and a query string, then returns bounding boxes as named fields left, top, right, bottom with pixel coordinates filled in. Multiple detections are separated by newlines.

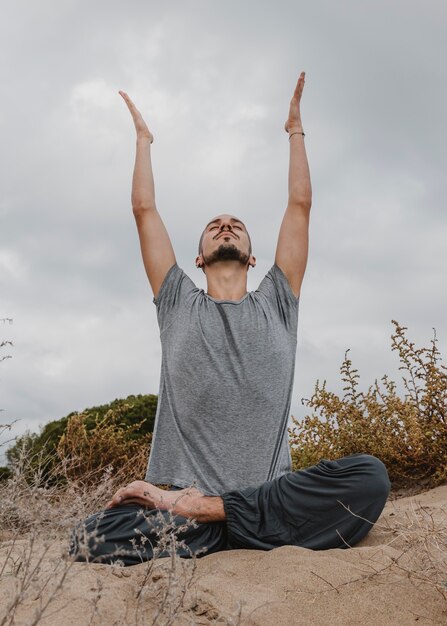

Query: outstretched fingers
left=118, top=90, right=153, bottom=142
left=118, top=90, right=139, bottom=116
left=292, top=71, right=306, bottom=101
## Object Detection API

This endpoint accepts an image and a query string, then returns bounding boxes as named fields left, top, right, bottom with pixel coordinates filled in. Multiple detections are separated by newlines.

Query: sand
left=1, top=485, right=446, bottom=625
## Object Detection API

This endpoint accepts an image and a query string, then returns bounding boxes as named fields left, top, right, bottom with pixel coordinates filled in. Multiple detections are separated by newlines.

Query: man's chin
left=203, top=245, right=249, bottom=266
left=205, top=257, right=248, bottom=267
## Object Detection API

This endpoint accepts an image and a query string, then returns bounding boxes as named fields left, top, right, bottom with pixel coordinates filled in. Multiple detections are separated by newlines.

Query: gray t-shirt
left=145, top=262, right=300, bottom=496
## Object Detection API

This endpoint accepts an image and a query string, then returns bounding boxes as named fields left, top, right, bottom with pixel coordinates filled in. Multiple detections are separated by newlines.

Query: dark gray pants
left=69, top=453, right=391, bottom=565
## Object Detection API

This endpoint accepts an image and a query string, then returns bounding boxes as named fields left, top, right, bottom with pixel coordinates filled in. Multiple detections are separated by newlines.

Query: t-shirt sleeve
left=152, top=263, right=198, bottom=334
left=256, top=263, right=300, bottom=336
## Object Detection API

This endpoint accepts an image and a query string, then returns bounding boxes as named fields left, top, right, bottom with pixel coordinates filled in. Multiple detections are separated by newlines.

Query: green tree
left=6, top=393, right=158, bottom=480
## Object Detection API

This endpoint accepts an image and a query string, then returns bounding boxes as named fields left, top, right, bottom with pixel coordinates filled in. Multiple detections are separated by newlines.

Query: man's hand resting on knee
left=106, top=480, right=226, bottom=523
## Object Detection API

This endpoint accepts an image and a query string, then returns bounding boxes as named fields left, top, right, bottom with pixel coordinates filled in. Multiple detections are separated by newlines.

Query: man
left=70, top=73, right=391, bottom=565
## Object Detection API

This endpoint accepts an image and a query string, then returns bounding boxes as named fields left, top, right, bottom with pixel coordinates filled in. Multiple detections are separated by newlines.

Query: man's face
left=197, top=214, right=254, bottom=269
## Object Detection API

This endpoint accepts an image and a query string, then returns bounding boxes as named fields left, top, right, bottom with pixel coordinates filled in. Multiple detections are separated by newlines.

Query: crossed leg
left=220, top=453, right=391, bottom=550
left=69, top=488, right=228, bottom=566
left=69, top=453, right=391, bottom=564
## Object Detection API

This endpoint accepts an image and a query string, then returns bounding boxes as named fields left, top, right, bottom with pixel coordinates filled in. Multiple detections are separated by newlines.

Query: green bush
left=56, top=404, right=152, bottom=485
left=6, top=394, right=158, bottom=483
left=0, top=466, right=12, bottom=481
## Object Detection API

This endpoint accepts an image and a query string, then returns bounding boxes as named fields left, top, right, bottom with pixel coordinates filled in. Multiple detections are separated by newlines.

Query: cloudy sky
left=1, top=0, right=446, bottom=459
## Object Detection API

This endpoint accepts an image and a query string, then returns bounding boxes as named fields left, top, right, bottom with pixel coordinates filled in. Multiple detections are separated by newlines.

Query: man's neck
left=205, top=264, right=249, bottom=300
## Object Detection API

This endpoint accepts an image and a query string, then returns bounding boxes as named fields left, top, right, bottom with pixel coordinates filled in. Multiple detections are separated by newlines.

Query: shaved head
left=198, top=214, right=252, bottom=255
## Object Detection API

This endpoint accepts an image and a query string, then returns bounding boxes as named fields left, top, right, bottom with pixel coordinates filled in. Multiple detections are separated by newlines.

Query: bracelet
left=289, top=131, right=305, bottom=139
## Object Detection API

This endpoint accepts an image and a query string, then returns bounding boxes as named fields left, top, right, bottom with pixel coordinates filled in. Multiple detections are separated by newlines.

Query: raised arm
left=119, top=91, right=176, bottom=299
left=274, top=72, right=312, bottom=299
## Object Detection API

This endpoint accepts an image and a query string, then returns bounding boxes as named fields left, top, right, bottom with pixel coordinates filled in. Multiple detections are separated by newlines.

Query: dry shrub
left=290, top=320, right=447, bottom=488
left=1, top=446, right=118, bottom=537
left=56, top=403, right=152, bottom=486
left=0, top=405, right=151, bottom=537
left=0, top=407, right=152, bottom=540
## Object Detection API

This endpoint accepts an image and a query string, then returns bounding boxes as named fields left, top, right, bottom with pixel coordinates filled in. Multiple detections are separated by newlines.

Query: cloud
left=1, top=0, right=446, bottom=463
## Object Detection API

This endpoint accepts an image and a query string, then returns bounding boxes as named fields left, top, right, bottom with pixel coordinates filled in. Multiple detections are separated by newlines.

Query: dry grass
left=1, top=457, right=445, bottom=623
left=341, top=496, right=447, bottom=598
left=1, top=433, right=447, bottom=624
left=0, top=450, right=242, bottom=625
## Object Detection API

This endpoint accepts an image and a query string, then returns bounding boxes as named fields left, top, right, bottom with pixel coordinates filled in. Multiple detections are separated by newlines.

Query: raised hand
left=119, top=91, right=154, bottom=143
left=284, top=71, right=306, bottom=133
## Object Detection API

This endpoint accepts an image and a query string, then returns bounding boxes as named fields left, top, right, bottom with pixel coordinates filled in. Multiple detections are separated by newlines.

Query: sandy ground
left=1, top=485, right=446, bottom=625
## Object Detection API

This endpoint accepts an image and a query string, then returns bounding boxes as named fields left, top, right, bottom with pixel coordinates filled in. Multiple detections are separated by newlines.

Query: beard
left=202, top=241, right=250, bottom=267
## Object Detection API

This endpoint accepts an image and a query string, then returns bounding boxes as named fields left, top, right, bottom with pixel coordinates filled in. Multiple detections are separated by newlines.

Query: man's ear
left=249, top=255, right=256, bottom=269
left=195, top=254, right=203, bottom=269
